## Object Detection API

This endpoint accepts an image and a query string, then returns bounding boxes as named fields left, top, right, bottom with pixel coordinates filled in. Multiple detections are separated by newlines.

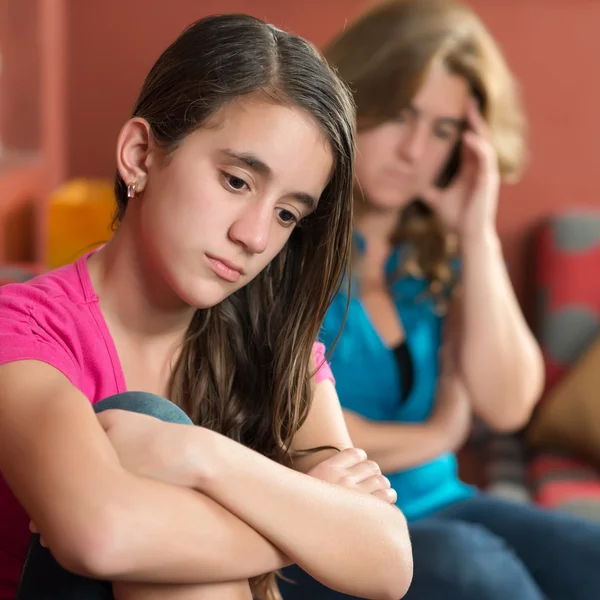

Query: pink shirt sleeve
left=312, top=341, right=335, bottom=385
left=0, top=284, right=81, bottom=389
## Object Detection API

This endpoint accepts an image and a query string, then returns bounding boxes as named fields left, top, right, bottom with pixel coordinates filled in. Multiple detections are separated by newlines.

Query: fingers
left=341, top=458, right=398, bottom=504
left=466, top=97, right=490, bottom=139
left=345, top=459, right=382, bottom=483
left=464, top=99, right=499, bottom=176
left=321, top=447, right=368, bottom=470
left=462, top=130, right=498, bottom=185
left=462, top=131, right=490, bottom=159
left=313, top=449, right=398, bottom=505
left=357, top=473, right=391, bottom=494
left=342, top=468, right=398, bottom=505
left=372, top=487, right=398, bottom=505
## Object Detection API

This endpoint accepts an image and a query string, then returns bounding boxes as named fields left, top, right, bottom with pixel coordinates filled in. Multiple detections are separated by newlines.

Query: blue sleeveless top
left=320, top=239, right=474, bottom=521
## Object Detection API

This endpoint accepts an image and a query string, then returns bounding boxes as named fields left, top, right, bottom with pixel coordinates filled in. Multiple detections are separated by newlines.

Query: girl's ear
left=116, top=118, right=154, bottom=193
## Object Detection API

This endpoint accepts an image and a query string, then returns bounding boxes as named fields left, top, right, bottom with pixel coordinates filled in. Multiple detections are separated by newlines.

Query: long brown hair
left=325, top=0, right=526, bottom=305
left=113, top=14, right=355, bottom=598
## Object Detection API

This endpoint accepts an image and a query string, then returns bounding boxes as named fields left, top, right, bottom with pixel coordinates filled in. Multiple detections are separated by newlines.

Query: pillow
left=46, top=178, right=114, bottom=269
left=528, top=336, right=600, bottom=465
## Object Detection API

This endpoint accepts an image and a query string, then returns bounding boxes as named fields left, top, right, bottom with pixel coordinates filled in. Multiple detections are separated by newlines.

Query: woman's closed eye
left=434, top=124, right=461, bottom=142
left=221, top=172, right=250, bottom=192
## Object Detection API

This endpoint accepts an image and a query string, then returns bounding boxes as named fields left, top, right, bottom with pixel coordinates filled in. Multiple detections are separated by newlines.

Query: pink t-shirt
left=0, top=253, right=333, bottom=597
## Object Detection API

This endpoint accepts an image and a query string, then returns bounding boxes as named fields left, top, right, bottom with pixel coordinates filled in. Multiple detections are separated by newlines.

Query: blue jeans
left=278, top=495, right=600, bottom=600
left=16, top=392, right=193, bottom=600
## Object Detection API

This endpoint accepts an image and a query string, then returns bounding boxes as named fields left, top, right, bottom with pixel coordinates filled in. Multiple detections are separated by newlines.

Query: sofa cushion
left=530, top=452, right=600, bottom=523
left=528, top=335, right=600, bottom=465
left=527, top=210, right=600, bottom=519
left=535, top=211, right=600, bottom=392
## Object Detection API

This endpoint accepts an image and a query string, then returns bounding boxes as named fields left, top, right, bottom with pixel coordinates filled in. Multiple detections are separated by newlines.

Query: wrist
left=185, top=426, right=227, bottom=492
left=460, top=225, right=499, bottom=246
left=459, top=227, right=501, bottom=255
left=189, top=428, right=260, bottom=497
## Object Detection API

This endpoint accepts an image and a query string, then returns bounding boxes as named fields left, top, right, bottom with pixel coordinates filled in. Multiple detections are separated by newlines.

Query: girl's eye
left=223, top=173, right=249, bottom=191
left=276, top=208, right=299, bottom=227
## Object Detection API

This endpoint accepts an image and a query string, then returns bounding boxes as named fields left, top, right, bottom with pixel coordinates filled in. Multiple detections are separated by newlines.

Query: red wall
left=65, top=0, right=372, bottom=179
left=0, top=0, right=66, bottom=263
left=468, top=0, right=600, bottom=313
left=64, top=0, right=600, bottom=310
left=0, top=0, right=41, bottom=153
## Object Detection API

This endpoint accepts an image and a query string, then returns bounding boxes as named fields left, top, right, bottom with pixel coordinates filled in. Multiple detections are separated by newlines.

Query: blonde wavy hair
left=325, top=0, right=526, bottom=308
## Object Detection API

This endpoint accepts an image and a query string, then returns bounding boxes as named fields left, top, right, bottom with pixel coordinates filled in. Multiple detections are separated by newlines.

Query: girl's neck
left=87, top=220, right=195, bottom=345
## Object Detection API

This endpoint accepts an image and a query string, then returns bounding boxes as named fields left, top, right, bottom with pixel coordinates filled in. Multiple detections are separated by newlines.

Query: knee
left=93, top=391, right=193, bottom=425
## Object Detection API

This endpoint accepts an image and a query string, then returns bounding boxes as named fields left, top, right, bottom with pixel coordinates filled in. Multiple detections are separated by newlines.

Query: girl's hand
left=307, top=447, right=397, bottom=504
left=96, top=409, right=202, bottom=489
left=423, top=98, right=500, bottom=239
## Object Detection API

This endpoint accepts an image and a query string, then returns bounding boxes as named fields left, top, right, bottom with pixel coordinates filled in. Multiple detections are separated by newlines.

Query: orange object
left=46, top=179, right=115, bottom=268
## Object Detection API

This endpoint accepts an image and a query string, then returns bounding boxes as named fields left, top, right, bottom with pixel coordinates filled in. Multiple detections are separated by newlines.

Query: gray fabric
left=540, top=305, right=599, bottom=364
left=558, top=499, right=600, bottom=524
left=552, top=212, right=600, bottom=252
left=0, top=267, right=38, bottom=282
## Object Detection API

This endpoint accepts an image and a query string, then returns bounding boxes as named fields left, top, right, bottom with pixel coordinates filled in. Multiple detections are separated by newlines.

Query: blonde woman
left=280, top=1, right=600, bottom=598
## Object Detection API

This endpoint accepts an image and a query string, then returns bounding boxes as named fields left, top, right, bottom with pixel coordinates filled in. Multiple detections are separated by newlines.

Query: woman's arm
left=341, top=371, right=472, bottom=473
left=0, top=360, right=290, bottom=583
left=454, top=230, right=544, bottom=431
left=425, top=101, right=544, bottom=433
left=422, top=100, right=544, bottom=432
left=4, top=360, right=410, bottom=597
left=289, top=378, right=354, bottom=472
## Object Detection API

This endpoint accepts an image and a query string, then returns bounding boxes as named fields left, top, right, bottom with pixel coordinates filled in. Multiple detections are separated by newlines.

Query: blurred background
left=1, top=0, right=599, bottom=314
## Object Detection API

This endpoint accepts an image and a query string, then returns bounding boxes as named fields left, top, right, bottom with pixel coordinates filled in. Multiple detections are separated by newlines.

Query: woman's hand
left=307, top=447, right=397, bottom=504
left=96, top=409, right=202, bottom=489
left=423, top=98, right=500, bottom=239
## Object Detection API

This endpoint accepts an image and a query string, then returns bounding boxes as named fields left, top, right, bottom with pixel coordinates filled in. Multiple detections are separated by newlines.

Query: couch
left=484, top=209, right=600, bottom=522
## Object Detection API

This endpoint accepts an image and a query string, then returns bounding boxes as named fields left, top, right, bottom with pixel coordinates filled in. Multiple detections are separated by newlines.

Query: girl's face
left=128, top=96, right=334, bottom=310
left=355, top=64, right=470, bottom=211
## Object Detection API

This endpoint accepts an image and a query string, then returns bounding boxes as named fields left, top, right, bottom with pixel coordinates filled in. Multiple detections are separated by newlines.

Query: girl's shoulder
left=0, top=256, right=102, bottom=396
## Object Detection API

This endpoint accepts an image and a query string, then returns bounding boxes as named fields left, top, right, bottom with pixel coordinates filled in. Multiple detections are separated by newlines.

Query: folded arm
left=1, top=361, right=411, bottom=599
left=0, top=360, right=287, bottom=584
left=194, top=379, right=412, bottom=600
left=341, top=368, right=472, bottom=474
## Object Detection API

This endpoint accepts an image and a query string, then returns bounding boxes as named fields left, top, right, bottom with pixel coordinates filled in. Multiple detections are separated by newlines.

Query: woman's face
left=355, top=64, right=470, bottom=210
left=133, top=96, right=334, bottom=310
